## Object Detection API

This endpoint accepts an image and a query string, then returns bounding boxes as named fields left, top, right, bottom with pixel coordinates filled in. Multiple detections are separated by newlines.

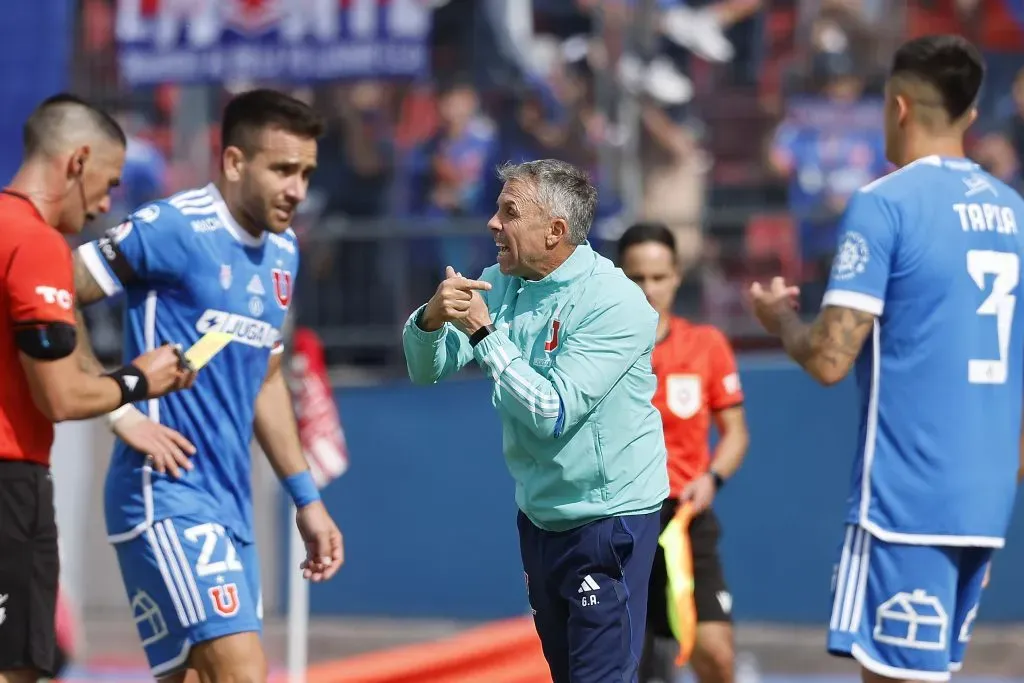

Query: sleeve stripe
left=501, top=369, right=561, bottom=414
left=77, top=242, right=122, bottom=296
left=493, top=346, right=560, bottom=411
left=822, top=289, right=884, bottom=316
left=485, top=343, right=560, bottom=416
left=497, top=374, right=561, bottom=418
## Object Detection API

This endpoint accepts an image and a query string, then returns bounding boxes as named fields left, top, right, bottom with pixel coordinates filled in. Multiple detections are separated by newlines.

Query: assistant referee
left=0, top=95, right=193, bottom=682
left=403, top=159, right=669, bottom=683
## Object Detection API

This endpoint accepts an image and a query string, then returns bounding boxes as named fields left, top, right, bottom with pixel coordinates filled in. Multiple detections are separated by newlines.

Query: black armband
left=14, top=321, right=77, bottom=360
left=105, top=364, right=149, bottom=405
left=469, top=324, right=495, bottom=347
left=96, top=237, right=139, bottom=285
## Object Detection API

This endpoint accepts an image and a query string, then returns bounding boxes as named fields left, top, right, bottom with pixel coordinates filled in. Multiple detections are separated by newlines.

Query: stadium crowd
left=69, top=0, right=1024, bottom=367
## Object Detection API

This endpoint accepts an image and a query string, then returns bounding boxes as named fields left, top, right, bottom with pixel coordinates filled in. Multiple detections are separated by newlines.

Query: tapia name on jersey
left=77, top=183, right=300, bottom=546
left=822, top=156, right=1024, bottom=547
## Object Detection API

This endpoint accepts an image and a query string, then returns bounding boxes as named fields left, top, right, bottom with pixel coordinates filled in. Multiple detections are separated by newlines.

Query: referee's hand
left=418, top=266, right=492, bottom=332
left=132, top=344, right=197, bottom=398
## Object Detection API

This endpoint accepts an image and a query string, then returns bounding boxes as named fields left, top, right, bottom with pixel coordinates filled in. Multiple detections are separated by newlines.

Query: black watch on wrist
left=709, top=469, right=726, bottom=491
left=470, top=324, right=495, bottom=347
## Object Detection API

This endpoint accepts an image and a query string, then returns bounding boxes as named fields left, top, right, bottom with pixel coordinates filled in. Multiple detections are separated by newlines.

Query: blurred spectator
left=1004, top=66, right=1024, bottom=166
left=310, top=82, right=395, bottom=221
left=639, top=101, right=709, bottom=272
left=958, top=0, right=1024, bottom=126
left=769, top=50, right=888, bottom=313
left=109, top=108, right=168, bottom=224
left=405, top=78, right=496, bottom=219
left=797, top=0, right=903, bottom=82
left=973, top=133, right=1023, bottom=193
left=402, top=77, right=497, bottom=297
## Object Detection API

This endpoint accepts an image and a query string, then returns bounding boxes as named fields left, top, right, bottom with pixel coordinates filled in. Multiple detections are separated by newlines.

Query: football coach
left=402, top=158, right=669, bottom=682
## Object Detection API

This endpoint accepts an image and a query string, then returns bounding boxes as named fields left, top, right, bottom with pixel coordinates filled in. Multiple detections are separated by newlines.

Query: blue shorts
left=518, top=508, right=661, bottom=683
left=112, top=516, right=263, bottom=678
left=827, top=525, right=991, bottom=682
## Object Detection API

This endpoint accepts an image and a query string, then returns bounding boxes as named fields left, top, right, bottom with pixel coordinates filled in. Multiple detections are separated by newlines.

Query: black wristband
left=709, top=470, right=726, bottom=490
left=469, top=324, right=495, bottom=347
left=105, top=364, right=149, bottom=406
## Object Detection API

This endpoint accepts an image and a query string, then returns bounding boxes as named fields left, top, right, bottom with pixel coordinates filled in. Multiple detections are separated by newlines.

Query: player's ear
left=222, top=146, right=245, bottom=183
left=964, top=107, right=979, bottom=130
left=895, top=94, right=911, bottom=126
left=67, top=145, right=90, bottom=179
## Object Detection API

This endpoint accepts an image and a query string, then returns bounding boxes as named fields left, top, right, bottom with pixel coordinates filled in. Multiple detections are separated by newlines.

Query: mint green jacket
left=402, top=244, right=669, bottom=531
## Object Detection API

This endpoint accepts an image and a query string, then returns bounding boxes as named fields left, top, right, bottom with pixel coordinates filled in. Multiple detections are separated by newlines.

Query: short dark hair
left=23, top=93, right=126, bottom=157
left=617, top=221, right=677, bottom=262
left=891, top=35, right=985, bottom=122
left=221, top=89, right=324, bottom=154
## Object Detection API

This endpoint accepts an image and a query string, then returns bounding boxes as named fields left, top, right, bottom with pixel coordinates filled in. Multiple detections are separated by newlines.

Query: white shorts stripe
left=144, top=527, right=189, bottom=628
left=830, top=526, right=854, bottom=631
left=840, top=527, right=865, bottom=632
left=154, top=522, right=199, bottom=626
left=849, top=532, right=872, bottom=632
left=164, top=520, right=207, bottom=622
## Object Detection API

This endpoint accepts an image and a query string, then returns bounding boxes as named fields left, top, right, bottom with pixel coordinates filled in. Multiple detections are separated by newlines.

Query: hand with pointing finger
left=748, top=276, right=802, bottom=336
left=419, top=266, right=493, bottom=333
left=452, top=272, right=493, bottom=337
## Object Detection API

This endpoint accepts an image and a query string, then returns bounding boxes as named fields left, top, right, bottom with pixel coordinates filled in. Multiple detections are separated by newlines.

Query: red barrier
left=304, top=617, right=550, bottom=683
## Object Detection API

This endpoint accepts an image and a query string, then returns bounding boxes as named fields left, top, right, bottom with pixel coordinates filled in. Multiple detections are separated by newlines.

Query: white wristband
left=107, top=404, right=134, bottom=426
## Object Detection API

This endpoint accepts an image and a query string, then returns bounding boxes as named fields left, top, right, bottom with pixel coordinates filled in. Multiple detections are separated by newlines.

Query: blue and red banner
left=115, top=0, right=432, bottom=85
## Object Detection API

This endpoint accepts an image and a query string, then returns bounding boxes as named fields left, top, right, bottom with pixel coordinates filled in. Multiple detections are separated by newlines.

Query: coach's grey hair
left=497, top=159, right=598, bottom=245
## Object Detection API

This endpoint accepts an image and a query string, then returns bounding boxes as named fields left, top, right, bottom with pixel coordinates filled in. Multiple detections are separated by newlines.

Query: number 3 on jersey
left=967, top=249, right=1020, bottom=385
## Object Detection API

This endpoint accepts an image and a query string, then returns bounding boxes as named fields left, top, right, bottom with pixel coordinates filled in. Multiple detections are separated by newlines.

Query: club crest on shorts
left=271, top=269, right=292, bottom=309
left=208, top=583, right=240, bottom=617
left=666, top=374, right=702, bottom=419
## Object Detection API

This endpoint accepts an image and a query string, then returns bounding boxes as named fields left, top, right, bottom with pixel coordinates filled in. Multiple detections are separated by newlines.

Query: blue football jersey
left=79, top=184, right=300, bottom=544
left=823, top=155, right=1024, bottom=547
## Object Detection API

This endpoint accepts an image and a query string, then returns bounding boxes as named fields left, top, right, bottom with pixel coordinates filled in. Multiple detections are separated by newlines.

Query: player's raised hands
left=748, top=276, right=801, bottom=336
left=295, top=500, right=344, bottom=582
left=131, top=343, right=197, bottom=398
left=111, top=406, right=197, bottom=478
left=418, top=266, right=492, bottom=332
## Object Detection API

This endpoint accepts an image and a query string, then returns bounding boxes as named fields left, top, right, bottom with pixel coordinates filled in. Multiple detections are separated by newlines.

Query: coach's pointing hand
left=418, top=266, right=492, bottom=332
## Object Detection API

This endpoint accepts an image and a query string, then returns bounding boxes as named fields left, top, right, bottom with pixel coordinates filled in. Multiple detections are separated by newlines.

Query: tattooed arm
left=73, top=249, right=112, bottom=306
left=71, top=249, right=116, bottom=373
left=73, top=308, right=109, bottom=374
left=776, top=305, right=875, bottom=386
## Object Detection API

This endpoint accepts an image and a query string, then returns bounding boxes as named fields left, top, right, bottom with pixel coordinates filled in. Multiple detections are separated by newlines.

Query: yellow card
left=184, top=331, right=234, bottom=370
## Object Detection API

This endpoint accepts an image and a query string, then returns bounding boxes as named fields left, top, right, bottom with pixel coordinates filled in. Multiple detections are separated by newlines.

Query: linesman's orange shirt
left=0, top=190, right=77, bottom=466
left=651, top=317, right=743, bottom=495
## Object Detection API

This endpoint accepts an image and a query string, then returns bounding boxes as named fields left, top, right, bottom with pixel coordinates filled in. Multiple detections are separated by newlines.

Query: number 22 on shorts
left=183, top=523, right=243, bottom=617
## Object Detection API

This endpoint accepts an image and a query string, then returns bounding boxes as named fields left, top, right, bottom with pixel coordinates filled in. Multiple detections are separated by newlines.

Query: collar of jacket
left=518, top=241, right=595, bottom=293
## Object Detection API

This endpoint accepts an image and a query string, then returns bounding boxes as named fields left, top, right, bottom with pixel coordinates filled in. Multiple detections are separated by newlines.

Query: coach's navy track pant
left=518, top=507, right=661, bottom=683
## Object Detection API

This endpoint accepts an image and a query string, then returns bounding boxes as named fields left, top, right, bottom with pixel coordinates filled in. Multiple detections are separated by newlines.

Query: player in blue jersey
left=750, top=36, right=1024, bottom=682
left=70, top=89, right=344, bottom=682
